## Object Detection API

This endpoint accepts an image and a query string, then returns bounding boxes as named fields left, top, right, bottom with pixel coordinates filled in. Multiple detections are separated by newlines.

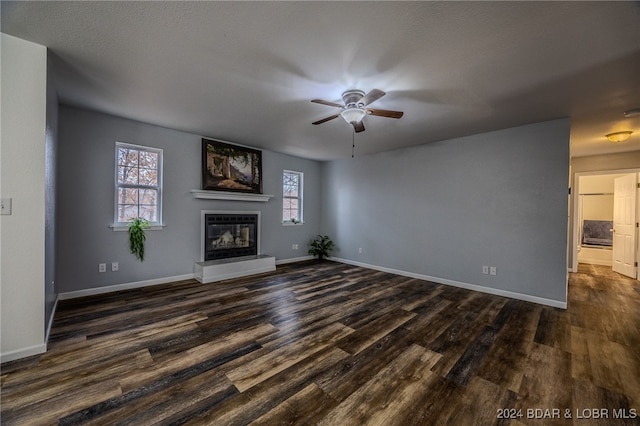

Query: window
left=115, top=142, right=162, bottom=225
left=283, top=170, right=303, bottom=223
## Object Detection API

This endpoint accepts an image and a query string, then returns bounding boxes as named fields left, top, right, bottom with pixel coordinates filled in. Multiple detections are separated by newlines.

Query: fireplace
left=201, top=211, right=259, bottom=261
left=196, top=210, right=273, bottom=283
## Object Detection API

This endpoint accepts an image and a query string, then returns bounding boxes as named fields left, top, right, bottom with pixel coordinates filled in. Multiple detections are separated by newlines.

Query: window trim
left=282, top=169, right=303, bottom=225
left=113, top=142, right=164, bottom=229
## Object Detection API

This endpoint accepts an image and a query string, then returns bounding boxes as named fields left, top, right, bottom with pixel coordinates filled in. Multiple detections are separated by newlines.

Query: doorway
left=571, top=170, right=639, bottom=279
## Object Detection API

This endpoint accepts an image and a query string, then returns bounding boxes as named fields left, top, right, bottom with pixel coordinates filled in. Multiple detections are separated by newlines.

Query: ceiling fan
left=311, top=89, right=404, bottom=133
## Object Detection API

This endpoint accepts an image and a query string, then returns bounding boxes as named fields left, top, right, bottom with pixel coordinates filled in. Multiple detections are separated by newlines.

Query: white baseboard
left=58, top=255, right=566, bottom=307
left=577, top=258, right=612, bottom=267
left=332, top=257, right=567, bottom=309
left=276, top=255, right=314, bottom=265
left=58, top=273, right=195, bottom=300
left=3, top=298, right=57, bottom=364
left=57, top=256, right=315, bottom=300
left=1, top=343, right=47, bottom=364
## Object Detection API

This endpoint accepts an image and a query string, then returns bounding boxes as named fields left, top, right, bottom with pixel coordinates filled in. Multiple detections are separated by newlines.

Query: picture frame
left=201, top=138, right=262, bottom=194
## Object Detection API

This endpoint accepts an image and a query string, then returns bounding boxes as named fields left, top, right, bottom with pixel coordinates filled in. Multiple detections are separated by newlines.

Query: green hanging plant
left=128, top=218, right=150, bottom=261
left=308, top=235, right=334, bottom=260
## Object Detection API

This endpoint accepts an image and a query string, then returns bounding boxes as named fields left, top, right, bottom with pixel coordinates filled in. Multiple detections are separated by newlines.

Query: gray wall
left=57, top=106, right=321, bottom=293
left=57, top=106, right=570, bottom=304
left=45, top=51, right=59, bottom=332
left=321, top=119, right=570, bottom=303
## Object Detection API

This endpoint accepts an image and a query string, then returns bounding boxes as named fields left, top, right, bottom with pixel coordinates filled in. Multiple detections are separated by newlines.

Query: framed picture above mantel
left=201, top=138, right=262, bottom=194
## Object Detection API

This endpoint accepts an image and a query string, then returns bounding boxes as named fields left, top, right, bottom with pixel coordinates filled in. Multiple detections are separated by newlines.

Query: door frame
left=570, top=168, right=640, bottom=274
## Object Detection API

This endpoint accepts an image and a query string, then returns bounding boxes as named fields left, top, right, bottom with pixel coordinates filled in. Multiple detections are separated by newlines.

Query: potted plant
left=128, top=218, right=150, bottom=261
left=308, top=235, right=334, bottom=260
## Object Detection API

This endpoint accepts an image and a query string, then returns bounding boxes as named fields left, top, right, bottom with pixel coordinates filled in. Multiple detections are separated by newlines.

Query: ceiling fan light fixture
left=605, top=131, right=632, bottom=143
left=341, top=108, right=366, bottom=124
left=311, top=88, right=403, bottom=134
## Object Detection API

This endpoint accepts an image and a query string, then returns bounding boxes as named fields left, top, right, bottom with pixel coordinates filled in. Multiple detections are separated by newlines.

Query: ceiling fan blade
left=367, top=108, right=404, bottom=119
left=352, top=121, right=365, bottom=133
left=311, top=99, right=343, bottom=108
left=359, top=89, right=386, bottom=106
left=312, top=114, right=340, bottom=125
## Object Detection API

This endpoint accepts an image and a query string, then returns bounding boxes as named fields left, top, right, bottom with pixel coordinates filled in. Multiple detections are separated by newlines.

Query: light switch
left=0, top=198, right=12, bottom=215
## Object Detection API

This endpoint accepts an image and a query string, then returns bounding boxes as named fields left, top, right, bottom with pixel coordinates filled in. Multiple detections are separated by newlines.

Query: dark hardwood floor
left=1, top=261, right=639, bottom=425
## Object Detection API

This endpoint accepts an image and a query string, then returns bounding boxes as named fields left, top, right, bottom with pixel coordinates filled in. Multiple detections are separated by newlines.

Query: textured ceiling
left=2, top=1, right=640, bottom=160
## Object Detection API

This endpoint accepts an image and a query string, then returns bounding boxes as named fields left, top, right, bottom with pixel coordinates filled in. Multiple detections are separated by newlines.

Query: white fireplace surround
left=200, top=210, right=261, bottom=262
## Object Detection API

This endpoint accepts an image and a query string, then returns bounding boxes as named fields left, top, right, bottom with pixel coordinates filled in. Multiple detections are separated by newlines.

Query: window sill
left=282, top=221, right=304, bottom=226
left=110, top=224, right=166, bottom=232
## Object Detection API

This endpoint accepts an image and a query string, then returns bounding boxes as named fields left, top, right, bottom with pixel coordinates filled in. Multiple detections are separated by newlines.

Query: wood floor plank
left=250, top=383, right=338, bottom=425
left=515, top=342, right=573, bottom=424
left=336, top=308, right=416, bottom=355
left=1, top=379, right=123, bottom=425
left=390, top=372, right=463, bottom=425
left=59, top=341, right=259, bottom=425
left=445, top=325, right=499, bottom=387
left=443, top=376, right=518, bottom=426
left=0, top=349, right=153, bottom=411
left=185, top=346, right=350, bottom=425
left=475, top=303, right=537, bottom=393
left=316, top=343, right=441, bottom=426
left=225, top=322, right=354, bottom=392
left=400, top=285, right=444, bottom=311
left=118, top=322, right=276, bottom=392
left=572, top=379, right=635, bottom=426
left=1, top=319, right=202, bottom=394
left=1, top=261, right=638, bottom=425
left=584, top=327, right=640, bottom=402
left=44, top=311, right=206, bottom=360
left=83, top=370, right=238, bottom=426
left=428, top=310, right=487, bottom=378
left=314, top=326, right=415, bottom=402
left=535, top=307, right=571, bottom=352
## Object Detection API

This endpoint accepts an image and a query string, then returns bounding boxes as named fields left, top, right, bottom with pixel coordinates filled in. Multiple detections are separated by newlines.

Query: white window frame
left=282, top=169, right=303, bottom=225
left=112, top=142, right=164, bottom=231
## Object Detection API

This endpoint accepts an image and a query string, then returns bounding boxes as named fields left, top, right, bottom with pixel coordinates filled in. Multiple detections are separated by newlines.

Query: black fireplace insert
left=204, top=213, right=258, bottom=260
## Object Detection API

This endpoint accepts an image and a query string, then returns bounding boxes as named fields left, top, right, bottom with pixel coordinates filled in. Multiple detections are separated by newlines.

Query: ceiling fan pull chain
left=352, top=129, right=355, bottom=158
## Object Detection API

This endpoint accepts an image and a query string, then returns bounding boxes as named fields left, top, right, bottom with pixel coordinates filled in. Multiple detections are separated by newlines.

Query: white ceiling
left=2, top=1, right=640, bottom=161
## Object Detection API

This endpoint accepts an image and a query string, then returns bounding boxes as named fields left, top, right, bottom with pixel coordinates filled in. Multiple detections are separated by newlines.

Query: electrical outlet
left=292, top=244, right=299, bottom=250
left=358, top=247, right=363, bottom=254
left=490, top=266, right=497, bottom=276
left=0, top=198, right=12, bottom=215
left=482, top=266, right=489, bottom=275
left=112, top=262, right=119, bottom=272
left=99, top=263, right=106, bottom=273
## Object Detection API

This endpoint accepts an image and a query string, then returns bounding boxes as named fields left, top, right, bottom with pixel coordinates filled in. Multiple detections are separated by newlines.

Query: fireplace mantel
left=191, top=189, right=273, bottom=202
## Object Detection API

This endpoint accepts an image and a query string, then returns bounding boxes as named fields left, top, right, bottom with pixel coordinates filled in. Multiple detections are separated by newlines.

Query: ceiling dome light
left=606, top=131, right=633, bottom=143
left=623, top=109, right=640, bottom=118
left=341, top=108, right=366, bottom=124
